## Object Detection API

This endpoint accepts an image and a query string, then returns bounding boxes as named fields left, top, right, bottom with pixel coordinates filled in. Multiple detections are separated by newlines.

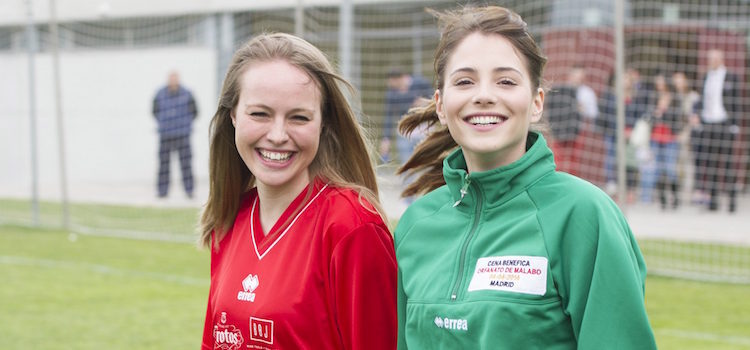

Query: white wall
left=0, top=47, right=216, bottom=201
left=1, top=0, right=411, bottom=25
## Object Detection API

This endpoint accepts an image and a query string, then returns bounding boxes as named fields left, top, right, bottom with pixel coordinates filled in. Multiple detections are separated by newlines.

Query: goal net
left=0, top=0, right=748, bottom=282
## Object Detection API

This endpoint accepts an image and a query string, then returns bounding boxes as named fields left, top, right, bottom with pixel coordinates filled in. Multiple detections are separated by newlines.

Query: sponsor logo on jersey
left=250, top=317, right=274, bottom=345
left=214, top=312, right=244, bottom=350
left=468, top=256, right=548, bottom=296
left=237, top=274, right=259, bottom=302
left=434, top=316, right=468, bottom=331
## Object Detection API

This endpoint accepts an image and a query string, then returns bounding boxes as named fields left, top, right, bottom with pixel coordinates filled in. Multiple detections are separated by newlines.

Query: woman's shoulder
left=532, top=171, right=617, bottom=210
left=315, top=185, right=392, bottom=246
left=319, top=185, right=385, bottom=224
left=394, top=185, right=452, bottom=240
left=404, top=185, right=452, bottom=215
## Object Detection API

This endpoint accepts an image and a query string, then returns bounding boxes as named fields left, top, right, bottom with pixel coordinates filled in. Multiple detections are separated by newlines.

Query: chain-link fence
left=1, top=0, right=749, bottom=282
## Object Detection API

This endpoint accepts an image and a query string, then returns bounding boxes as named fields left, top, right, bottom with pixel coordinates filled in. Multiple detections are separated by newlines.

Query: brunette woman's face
left=435, top=32, right=543, bottom=172
left=231, top=60, right=322, bottom=194
left=672, top=73, right=687, bottom=92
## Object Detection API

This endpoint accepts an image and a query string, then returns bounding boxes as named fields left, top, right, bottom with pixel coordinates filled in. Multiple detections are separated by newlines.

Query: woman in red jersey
left=199, top=33, right=396, bottom=350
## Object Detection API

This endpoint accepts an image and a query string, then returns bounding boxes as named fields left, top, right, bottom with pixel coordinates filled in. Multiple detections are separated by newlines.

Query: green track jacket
left=395, top=132, right=657, bottom=349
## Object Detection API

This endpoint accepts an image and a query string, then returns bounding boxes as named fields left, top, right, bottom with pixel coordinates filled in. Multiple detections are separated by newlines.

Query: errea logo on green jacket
left=434, top=316, right=468, bottom=331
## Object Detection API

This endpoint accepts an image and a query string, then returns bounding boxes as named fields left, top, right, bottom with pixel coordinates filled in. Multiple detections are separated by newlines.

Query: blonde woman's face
left=232, top=60, right=322, bottom=195
left=436, top=32, right=543, bottom=173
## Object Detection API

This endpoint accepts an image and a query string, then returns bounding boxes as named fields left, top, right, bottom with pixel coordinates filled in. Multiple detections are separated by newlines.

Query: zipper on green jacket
left=452, top=176, right=471, bottom=207
left=450, top=174, right=483, bottom=300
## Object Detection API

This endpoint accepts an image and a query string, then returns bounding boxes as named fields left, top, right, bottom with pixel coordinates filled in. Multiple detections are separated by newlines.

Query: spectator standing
left=598, top=70, right=646, bottom=201
left=380, top=69, right=432, bottom=164
left=547, top=67, right=599, bottom=177
left=152, top=71, right=198, bottom=198
left=649, top=73, right=682, bottom=209
left=546, top=82, right=581, bottom=175
left=570, top=66, right=600, bottom=121
left=693, top=49, right=742, bottom=212
left=671, top=71, right=700, bottom=205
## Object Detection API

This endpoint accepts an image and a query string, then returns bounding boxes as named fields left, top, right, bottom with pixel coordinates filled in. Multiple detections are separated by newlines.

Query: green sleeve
left=397, top=267, right=408, bottom=349
left=556, top=202, right=657, bottom=349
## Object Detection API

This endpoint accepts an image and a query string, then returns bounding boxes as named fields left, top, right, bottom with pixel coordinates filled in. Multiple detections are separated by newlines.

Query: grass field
left=2, top=203, right=750, bottom=348
left=0, top=225, right=208, bottom=349
left=0, top=198, right=199, bottom=238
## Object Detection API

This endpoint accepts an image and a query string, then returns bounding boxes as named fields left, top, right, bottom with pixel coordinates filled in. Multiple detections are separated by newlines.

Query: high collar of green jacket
left=443, top=132, right=556, bottom=209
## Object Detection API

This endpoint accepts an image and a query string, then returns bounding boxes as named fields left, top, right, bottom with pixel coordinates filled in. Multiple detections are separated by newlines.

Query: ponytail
left=396, top=98, right=458, bottom=197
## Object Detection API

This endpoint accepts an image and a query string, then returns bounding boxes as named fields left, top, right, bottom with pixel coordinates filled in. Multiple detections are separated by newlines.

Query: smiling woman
left=394, top=6, right=657, bottom=349
left=435, top=32, right=544, bottom=172
left=198, top=33, right=397, bottom=350
left=231, top=60, right=323, bottom=231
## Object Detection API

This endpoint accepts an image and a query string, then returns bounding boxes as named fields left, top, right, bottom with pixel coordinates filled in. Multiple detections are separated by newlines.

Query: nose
left=472, top=82, right=497, bottom=105
left=266, top=116, right=289, bottom=144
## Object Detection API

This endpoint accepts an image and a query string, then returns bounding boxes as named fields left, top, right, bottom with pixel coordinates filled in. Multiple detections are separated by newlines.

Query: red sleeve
left=201, top=297, right=214, bottom=349
left=201, top=234, right=219, bottom=349
left=329, top=222, right=397, bottom=350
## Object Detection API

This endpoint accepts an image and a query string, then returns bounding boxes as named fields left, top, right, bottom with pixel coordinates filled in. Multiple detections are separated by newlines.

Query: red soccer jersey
left=202, top=181, right=397, bottom=350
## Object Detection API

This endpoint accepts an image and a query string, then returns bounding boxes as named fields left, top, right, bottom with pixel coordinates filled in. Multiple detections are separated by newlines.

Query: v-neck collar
left=250, top=180, right=329, bottom=260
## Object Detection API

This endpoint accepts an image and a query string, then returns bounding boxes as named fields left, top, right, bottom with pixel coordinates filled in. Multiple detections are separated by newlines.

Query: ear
left=530, top=87, right=544, bottom=123
left=435, top=89, right=447, bottom=125
left=230, top=109, right=237, bottom=127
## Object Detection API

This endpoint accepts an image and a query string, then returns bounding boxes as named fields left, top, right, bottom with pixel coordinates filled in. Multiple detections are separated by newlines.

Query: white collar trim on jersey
left=251, top=184, right=329, bottom=260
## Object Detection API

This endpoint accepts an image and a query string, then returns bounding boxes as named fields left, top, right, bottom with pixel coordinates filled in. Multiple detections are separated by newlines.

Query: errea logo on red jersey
left=237, top=274, right=259, bottom=302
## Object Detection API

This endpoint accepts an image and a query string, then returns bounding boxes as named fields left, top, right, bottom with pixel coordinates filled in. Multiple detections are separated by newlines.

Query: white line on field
left=0, top=255, right=208, bottom=287
left=658, top=329, right=750, bottom=347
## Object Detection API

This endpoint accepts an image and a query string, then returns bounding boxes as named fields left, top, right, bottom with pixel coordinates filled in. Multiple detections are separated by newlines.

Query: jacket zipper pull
left=452, top=175, right=471, bottom=207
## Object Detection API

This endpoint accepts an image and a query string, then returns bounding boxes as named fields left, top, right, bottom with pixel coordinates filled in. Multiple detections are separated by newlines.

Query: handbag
left=629, top=116, right=652, bottom=149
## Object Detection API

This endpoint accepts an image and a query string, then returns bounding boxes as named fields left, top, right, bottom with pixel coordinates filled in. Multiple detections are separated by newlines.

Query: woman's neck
left=255, top=177, right=310, bottom=235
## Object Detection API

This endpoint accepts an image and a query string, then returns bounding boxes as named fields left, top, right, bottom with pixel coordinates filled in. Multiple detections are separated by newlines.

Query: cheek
left=294, top=124, right=323, bottom=151
left=438, top=94, right=460, bottom=125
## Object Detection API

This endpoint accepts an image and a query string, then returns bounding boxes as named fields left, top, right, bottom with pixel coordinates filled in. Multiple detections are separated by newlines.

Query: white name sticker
left=467, top=256, right=548, bottom=296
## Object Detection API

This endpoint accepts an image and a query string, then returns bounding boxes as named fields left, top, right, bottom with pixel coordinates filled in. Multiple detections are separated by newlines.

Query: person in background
left=199, top=33, right=396, bottom=349
left=380, top=69, right=432, bottom=165
left=671, top=71, right=700, bottom=206
left=394, top=5, right=656, bottom=349
left=692, top=49, right=742, bottom=212
left=597, top=68, right=647, bottom=202
left=546, top=79, right=581, bottom=175
left=649, top=73, right=682, bottom=209
left=570, top=66, right=600, bottom=180
left=570, top=66, right=600, bottom=122
left=152, top=71, right=197, bottom=198
left=633, top=73, right=672, bottom=204
left=547, top=66, right=599, bottom=178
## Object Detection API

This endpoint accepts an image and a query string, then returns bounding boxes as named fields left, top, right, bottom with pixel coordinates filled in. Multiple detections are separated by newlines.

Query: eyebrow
left=449, top=66, right=523, bottom=77
left=243, top=103, right=315, bottom=115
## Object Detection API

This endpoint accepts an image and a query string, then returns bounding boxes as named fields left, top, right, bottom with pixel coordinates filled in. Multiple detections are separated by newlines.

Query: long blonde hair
left=200, top=33, right=384, bottom=248
left=398, top=6, right=547, bottom=197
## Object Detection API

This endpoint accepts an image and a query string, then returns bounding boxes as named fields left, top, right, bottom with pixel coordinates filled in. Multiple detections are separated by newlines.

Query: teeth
left=468, top=115, right=503, bottom=125
left=259, top=150, right=292, bottom=161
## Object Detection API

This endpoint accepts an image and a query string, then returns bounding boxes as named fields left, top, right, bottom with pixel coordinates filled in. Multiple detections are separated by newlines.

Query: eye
left=454, top=78, right=473, bottom=86
left=291, top=115, right=310, bottom=122
left=498, top=78, right=517, bottom=86
left=249, top=111, right=268, bottom=117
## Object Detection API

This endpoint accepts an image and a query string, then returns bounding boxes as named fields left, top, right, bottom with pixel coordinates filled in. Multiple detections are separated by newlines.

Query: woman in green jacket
left=394, top=6, right=657, bottom=349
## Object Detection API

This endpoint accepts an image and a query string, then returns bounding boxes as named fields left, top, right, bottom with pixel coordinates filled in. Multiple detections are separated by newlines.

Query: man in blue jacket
left=152, top=71, right=198, bottom=198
